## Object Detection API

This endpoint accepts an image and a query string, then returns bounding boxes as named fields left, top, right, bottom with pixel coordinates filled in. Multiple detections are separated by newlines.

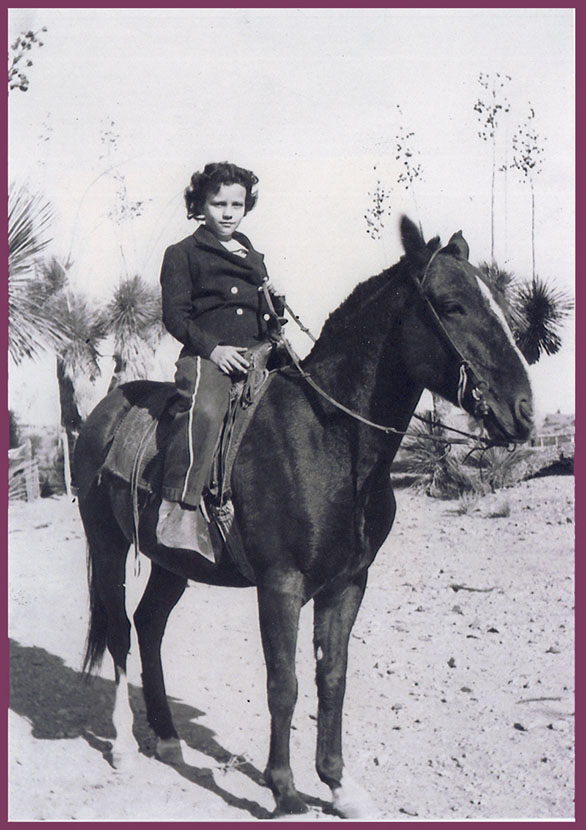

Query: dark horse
left=74, top=217, right=533, bottom=817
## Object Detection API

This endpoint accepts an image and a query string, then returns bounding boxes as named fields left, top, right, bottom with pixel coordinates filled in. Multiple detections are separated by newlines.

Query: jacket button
left=231, top=286, right=239, bottom=294
left=263, top=313, right=270, bottom=321
left=236, top=307, right=243, bottom=315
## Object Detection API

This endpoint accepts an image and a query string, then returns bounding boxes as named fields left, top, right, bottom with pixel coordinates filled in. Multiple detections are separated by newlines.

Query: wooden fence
left=8, top=439, right=40, bottom=501
left=530, top=432, right=575, bottom=449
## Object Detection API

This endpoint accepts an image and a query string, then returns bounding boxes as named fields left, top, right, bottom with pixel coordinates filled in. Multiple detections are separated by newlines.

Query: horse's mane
left=313, top=259, right=403, bottom=350
left=307, top=236, right=445, bottom=364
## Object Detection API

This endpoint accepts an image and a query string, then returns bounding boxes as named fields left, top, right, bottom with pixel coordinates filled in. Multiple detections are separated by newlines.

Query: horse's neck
left=302, top=268, right=423, bottom=470
left=304, top=270, right=418, bottom=421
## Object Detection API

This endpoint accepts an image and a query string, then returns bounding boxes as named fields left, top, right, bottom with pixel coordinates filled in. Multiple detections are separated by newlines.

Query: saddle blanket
left=101, top=383, right=176, bottom=494
left=101, top=343, right=275, bottom=496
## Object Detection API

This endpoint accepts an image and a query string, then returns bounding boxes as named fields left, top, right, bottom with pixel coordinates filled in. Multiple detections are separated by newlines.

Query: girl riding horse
left=157, top=161, right=284, bottom=550
left=75, top=215, right=534, bottom=817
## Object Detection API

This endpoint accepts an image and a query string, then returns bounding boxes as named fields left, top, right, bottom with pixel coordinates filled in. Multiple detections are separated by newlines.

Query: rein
left=260, top=266, right=493, bottom=448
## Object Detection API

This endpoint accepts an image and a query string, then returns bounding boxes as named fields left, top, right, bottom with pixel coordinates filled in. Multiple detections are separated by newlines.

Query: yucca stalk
left=474, top=72, right=511, bottom=263
left=510, top=106, right=546, bottom=281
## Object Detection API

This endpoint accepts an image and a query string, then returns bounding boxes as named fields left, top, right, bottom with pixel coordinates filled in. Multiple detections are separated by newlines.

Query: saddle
left=100, top=342, right=275, bottom=583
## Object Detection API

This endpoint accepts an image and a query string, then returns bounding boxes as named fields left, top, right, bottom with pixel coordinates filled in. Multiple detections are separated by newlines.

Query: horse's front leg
left=257, top=569, right=307, bottom=815
left=313, top=570, right=375, bottom=818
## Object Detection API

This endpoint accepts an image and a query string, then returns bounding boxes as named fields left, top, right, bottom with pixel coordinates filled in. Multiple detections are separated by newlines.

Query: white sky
left=8, top=7, right=575, bottom=425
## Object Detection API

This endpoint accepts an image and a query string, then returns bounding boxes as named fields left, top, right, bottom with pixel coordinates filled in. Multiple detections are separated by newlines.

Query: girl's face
left=203, top=183, right=247, bottom=241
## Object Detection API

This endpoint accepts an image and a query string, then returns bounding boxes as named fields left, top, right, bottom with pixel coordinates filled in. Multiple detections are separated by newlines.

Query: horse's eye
left=441, top=302, right=466, bottom=316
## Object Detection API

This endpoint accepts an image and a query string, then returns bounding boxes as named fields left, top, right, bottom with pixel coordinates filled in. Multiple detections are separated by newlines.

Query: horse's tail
left=82, top=541, right=109, bottom=675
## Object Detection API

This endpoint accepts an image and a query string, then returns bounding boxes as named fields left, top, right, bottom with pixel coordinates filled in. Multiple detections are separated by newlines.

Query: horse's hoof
left=110, top=749, right=136, bottom=774
left=156, top=737, right=184, bottom=766
left=273, top=793, right=309, bottom=817
left=331, top=776, right=378, bottom=819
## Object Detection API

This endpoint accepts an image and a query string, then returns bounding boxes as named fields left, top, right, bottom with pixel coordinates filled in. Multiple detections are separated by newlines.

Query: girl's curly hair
left=185, top=162, right=259, bottom=220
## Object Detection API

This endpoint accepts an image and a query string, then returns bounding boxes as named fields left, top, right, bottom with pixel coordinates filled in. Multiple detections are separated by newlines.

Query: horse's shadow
left=9, top=639, right=331, bottom=819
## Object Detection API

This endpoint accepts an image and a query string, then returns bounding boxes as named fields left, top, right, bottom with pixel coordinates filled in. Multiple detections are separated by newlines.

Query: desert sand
left=8, top=476, right=574, bottom=821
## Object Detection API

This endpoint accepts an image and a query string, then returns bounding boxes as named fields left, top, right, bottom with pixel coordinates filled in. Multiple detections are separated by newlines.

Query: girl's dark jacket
left=160, top=224, right=283, bottom=359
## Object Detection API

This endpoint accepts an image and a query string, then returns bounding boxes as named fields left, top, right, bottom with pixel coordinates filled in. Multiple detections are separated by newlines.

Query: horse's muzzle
left=482, top=394, right=534, bottom=445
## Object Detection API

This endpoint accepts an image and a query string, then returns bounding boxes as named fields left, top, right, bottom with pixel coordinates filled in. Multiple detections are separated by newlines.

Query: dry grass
left=454, top=491, right=481, bottom=515
left=485, top=497, right=512, bottom=518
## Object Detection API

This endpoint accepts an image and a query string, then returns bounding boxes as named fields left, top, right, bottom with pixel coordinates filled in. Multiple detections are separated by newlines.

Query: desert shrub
left=455, top=491, right=481, bottom=515
left=469, top=445, right=532, bottom=492
left=403, top=414, right=533, bottom=499
left=485, top=498, right=511, bottom=518
left=403, top=415, right=482, bottom=499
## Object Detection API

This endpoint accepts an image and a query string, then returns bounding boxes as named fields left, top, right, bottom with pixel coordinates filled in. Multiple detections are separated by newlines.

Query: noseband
left=409, top=248, right=491, bottom=420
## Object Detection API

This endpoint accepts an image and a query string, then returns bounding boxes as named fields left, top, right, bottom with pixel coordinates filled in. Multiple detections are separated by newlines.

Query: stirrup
left=156, top=500, right=216, bottom=561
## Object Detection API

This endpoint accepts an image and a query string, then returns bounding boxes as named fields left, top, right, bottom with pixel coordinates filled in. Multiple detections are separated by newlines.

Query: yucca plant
left=31, top=258, right=109, bottom=491
left=479, top=261, right=573, bottom=365
left=468, top=445, right=532, bottom=493
left=105, top=274, right=164, bottom=388
left=8, top=184, right=68, bottom=363
left=47, top=284, right=108, bottom=382
left=50, top=285, right=109, bottom=436
left=512, top=276, right=574, bottom=365
left=403, top=414, right=482, bottom=499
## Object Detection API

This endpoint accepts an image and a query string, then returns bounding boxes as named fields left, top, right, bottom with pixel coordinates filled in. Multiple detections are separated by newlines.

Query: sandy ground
left=8, top=476, right=574, bottom=821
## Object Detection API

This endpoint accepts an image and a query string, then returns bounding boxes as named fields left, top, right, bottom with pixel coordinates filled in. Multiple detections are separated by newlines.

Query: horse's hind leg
left=133, top=563, right=187, bottom=765
left=79, top=487, right=135, bottom=769
left=313, top=571, right=376, bottom=818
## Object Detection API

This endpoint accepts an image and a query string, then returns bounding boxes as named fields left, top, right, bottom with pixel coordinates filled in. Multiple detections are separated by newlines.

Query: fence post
left=60, top=429, right=72, bottom=498
left=23, top=439, right=40, bottom=501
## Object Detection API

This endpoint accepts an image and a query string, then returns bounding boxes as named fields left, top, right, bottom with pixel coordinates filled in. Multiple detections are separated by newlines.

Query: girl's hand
left=210, top=344, right=250, bottom=375
left=261, top=279, right=285, bottom=301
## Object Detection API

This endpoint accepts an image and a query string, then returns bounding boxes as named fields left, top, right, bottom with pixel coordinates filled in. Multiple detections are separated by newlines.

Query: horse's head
left=398, top=216, right=534, bottom=444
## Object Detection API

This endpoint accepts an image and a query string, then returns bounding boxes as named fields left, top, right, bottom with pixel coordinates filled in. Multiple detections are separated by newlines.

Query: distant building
left=531, top=412, right=575, bottom=449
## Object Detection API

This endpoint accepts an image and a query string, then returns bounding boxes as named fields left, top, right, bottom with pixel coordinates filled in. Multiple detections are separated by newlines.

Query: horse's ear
left=400, top=216, right=425, bottom=259
left=444, top=230, right=470, bottom=261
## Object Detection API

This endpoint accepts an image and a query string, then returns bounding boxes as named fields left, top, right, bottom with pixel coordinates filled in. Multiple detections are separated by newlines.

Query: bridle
left=260, top=249, right=502, bottom=447
left=406, top=247, right=491, bottom=421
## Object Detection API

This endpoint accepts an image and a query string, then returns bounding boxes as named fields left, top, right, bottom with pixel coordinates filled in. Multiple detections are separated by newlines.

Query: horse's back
left=74, top=380, right=175, bottom=502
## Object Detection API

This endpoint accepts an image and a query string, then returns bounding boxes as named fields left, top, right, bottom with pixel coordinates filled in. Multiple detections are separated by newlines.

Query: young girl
left=157, top=161, right=283, bottom=550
